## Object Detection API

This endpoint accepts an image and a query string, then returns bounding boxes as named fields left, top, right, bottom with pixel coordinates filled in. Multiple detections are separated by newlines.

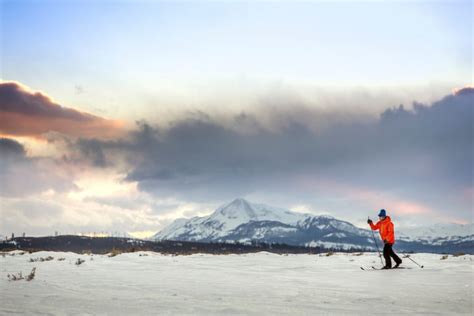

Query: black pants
left=383, top=243, right=401, bottom=268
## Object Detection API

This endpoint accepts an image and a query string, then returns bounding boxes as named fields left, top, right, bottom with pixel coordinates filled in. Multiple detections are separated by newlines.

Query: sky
left=0, top=0, right=472, bottom=238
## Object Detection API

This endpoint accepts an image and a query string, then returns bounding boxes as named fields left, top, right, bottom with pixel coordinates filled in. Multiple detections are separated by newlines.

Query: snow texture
left=1, top=251, right=472, bottom=315
left=399, top=223, right=474, bottom=241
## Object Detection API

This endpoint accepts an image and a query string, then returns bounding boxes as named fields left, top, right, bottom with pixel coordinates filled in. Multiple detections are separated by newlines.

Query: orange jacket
left=369, top=216, right=395, bottom=244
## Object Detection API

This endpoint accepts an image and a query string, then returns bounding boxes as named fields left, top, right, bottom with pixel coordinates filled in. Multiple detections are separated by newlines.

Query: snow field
left=1, top=251, right=472, bottom=315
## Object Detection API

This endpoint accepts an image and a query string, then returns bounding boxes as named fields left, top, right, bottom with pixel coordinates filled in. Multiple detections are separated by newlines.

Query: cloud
left=2, top=85, right=471, bottom=234
left=69, top=87, right=473, bottom=223
left=0, top=137, right=26, bottom=157
left=453, top=86, right=474, bottom=96
left=0, top=81, right=123, bottom=138
left=0, top=187, right=206, bottom=237
left=0, top=138, right=77, bottom=197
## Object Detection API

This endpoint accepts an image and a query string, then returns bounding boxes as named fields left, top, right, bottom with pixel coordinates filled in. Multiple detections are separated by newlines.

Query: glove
left=383, top=239, right=389, bottom=244
left=367, top=219, right=373, bottom=224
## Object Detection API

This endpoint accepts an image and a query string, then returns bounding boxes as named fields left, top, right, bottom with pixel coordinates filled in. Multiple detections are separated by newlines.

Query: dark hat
left=378, top=209, right=387, bottom=217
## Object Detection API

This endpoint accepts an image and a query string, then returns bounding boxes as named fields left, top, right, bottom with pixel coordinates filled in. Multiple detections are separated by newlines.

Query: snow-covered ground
left=1, top=251, right=472, bottom=315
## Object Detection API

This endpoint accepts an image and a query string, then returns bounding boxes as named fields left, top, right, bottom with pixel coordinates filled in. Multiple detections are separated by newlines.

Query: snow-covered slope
left=208, top=198, right=307, bottom=230
left=399, top=223, right=474, bottom=241
left=397, top=223, right=474, bottom=248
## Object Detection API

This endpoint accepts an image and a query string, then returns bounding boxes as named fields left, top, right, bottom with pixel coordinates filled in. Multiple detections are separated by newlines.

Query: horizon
left=2, top=197, right=472, bottom=239
left=0, top=0, right=472, bottom=238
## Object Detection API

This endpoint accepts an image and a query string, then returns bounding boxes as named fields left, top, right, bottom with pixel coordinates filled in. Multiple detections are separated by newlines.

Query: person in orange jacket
left=367, top=209, right=402, bottom=269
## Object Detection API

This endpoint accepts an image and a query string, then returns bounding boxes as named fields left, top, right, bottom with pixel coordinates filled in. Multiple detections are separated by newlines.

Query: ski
left=359, top=266, right=383, bottom=270
left=360, top=266, right=412, bottom=271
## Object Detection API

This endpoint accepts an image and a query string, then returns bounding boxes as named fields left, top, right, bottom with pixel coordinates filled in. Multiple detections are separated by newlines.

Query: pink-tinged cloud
left=452, top=85, right=474, bottom=96
left=461, top=187, right=474, bottom=204
left=297, top=176, right=434, bottom=216
left=0, top=81, right=123, bottom=138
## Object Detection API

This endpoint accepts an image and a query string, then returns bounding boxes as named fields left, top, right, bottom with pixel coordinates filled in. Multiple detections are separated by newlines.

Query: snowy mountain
left=398, top=223, right=474, bottom=247
left=153, top=198, right=474, bottom=253
left=399, top=223, right=473, bottom=241
left=153, top=198, right=374, bottom=250
left=154, top=198, right=308, bottom=241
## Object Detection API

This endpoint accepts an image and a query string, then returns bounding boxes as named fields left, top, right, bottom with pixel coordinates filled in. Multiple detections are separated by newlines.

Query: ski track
left=0, top=251, right=472, bottom=315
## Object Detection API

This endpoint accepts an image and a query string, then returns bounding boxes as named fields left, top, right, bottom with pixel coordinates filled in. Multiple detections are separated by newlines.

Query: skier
left=367, top=209, right=402, bottom=269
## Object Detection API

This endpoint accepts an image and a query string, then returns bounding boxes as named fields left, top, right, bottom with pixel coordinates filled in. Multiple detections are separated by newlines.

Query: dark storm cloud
left=73, top=88, right=473, bottom=211
left=75, top=138, right=109, bottom=168
left=453, top=86, right=474, bottom=96
left=376, top=88, right=472, bottom=186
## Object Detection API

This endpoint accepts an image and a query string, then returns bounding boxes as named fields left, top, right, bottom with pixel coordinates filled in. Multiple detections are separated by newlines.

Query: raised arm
left=368, top=220, right=380, bottom=231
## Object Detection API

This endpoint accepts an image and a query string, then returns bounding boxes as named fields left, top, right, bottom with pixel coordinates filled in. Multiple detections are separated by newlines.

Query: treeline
left=0, top=235, right=370, bottom=255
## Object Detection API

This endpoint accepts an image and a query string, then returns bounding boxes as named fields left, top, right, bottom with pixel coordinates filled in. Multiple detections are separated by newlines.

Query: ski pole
left=368, top=217, right=384, bottom=266
left=403, top=254, right=424, bottom=268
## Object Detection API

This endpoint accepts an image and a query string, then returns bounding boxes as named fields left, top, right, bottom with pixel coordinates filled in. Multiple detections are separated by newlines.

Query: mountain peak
left=213, top=198, right=258, bottom=221
left=316, top=214, right=335, bottom=220
left=228, top=198, right=250, bottom=206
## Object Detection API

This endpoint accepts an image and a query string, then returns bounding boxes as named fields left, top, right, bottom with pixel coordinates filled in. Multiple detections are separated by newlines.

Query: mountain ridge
left=152, top=198, right=473, bottom=253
